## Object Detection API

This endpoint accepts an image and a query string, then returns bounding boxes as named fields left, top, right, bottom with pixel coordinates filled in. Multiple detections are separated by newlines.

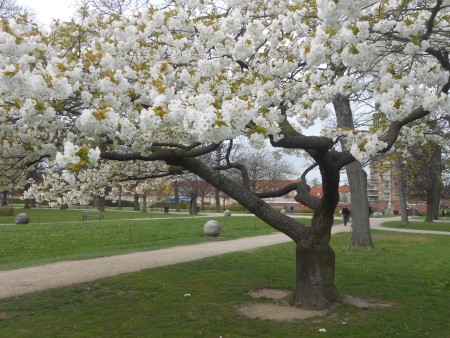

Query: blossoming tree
left=1, top=0, right=449, bottom=310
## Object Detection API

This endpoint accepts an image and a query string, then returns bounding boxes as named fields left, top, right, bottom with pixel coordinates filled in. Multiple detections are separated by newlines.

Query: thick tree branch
left=212, top=140, right=250, bottom=190
left=255, top=182, right=299, bottom=198
left=101, top=143, right=220, bottom=162
left=379, top=106, right=430, bottom=152
left=423, top=0, right=443, bottom=40
left=172, top=156, right=310, bottom=242
left=270, top=119, right=334, bottom=153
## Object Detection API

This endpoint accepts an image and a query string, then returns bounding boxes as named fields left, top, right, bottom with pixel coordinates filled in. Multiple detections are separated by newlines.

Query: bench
left=82, top=210, right=104, bottom=221
left=0, top=206, right=14, bottom=216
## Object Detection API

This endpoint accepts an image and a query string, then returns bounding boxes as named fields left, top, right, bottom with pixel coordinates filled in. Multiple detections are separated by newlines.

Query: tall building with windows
left=368, top=161, right=399, bottom=213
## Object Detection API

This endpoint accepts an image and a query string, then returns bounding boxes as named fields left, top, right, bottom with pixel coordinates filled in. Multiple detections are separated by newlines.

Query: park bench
left=82, top=210, right=104, bottom=221
left=0, top=206, right=13, bottom=216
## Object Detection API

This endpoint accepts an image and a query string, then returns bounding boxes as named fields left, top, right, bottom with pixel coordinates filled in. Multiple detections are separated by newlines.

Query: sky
left=18, top=0, right=76, bottom=26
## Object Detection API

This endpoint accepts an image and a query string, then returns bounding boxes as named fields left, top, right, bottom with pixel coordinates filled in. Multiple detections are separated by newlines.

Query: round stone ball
left=15, top=213, right=30, bottom=224
left=224, top=210, right=232, bottom=216
left=280, top=209, right=287, bottom=215
left=204, top=220, right=222, bottom=237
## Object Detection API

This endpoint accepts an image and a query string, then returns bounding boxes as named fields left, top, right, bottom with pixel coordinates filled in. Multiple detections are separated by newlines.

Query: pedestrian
left=442, top=209, right=447, bottom=218
left=342, top=205, right=350, bottom=226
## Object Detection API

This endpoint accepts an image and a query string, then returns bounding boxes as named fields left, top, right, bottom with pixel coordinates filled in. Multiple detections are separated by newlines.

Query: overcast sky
left=17, top=0, right=76, bottom=26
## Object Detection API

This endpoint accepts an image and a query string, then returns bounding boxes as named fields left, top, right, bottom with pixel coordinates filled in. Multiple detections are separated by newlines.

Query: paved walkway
left=0, top=217, right=447, bottom=299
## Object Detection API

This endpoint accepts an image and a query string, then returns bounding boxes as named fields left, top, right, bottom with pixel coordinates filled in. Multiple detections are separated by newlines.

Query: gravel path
left=0, top=216, right=447, bottom=299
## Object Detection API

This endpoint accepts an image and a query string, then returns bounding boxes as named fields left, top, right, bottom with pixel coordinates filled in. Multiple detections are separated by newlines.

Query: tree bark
left=215, top=188, right=221, bottom=212
left=173, top=179, right=180, bottom=212
left=346, top=161, right=373, bottom=248
left=97, top=195, right=105, bottom=212
left=118, top=185, right=122, bottom=210
left=189, top=193, right=198, bottom=215
left=432, top=146, right=442, bottom=220
left=172, top=153, right=342, bottom=310
left=395, top=155, right=409, bottom=226
left=295, top=243, right=341, bottom=309
left=215, top=149, right=221, bottom=212
left=133, top=193, right=140, bottom=211
left=141, top=191, right=147, bottom=213
left=333, top=94, right=373, bottom=248
left=1, top=191, right=8, bottom=205
left=425, top=144, right=442, bottom=222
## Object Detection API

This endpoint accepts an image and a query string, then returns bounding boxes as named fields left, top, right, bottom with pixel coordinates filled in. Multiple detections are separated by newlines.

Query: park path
left=0, top=216, right=448, bottom=300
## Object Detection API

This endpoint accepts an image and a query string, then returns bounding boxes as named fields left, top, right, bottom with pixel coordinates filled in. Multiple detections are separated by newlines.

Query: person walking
left=342, top=205, right=350, bottom=226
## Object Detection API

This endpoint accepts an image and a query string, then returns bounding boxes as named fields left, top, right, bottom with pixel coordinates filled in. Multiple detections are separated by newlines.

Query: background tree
left=395, top=154, right=409, bottom=227
left=232, top=147, right=298, bottom=192
left=176, top=174, right=214, bottom=214
left=0, top=0, right=25, bottom=18
left=75, top=0, right=151, bottom=16
left=333, top=94, right=373, bottom=247
left=404, top=140, right=444, bottom=221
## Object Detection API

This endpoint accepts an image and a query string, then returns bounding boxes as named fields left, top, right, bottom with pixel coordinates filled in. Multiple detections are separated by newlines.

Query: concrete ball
left=204, top=220, right=221, bottom=237
left=15, top=213, right=30, bottom=224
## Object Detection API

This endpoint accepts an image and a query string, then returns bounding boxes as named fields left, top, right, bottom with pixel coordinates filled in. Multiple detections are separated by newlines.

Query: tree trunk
left=118, top=185, right=122, bottom=210
left=173, top=179, right=180, bottom=212
left=395, top=156, right=409, bottom=226
left=346, top=161, right=373, bottom=248
left=175, top=156, right=342, bottom=310
left=2, top=191, right=8, bottom=205
left=189, top=194, right=198, bottom=215
left=215, top=188, right=221, bottom=212
left=97, top=195, right=105, bottom=212
left=133, top=193, right=140, bottom=211
left=424, top=143, right=442, bottom=222
left=215, top=149, right=221, bottom=212
left=432, top=145, right=442, bottom=220
left=432, top=178, right=441, bottom=220
left=432, top=189, right=440, bottom=220
left=141, top=192, right=147, bottom=213
left=294, top=243, right=340, bottom=309
left=334, top=94, right=373, bottom=248
left=425, top=169, right=441, bottom=222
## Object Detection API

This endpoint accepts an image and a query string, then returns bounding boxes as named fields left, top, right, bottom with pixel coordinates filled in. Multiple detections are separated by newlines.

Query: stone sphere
left=15, top=213, right=30, bottom=224
left=280, top=209, right=287, bottom=215
left=224, top=210, right=232, bottom=216
left=204, top=220, right=222, bottom=237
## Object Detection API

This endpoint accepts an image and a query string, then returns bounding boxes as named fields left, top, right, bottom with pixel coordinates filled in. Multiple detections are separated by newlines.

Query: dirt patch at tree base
left=237, top=289, right=394, bottom=322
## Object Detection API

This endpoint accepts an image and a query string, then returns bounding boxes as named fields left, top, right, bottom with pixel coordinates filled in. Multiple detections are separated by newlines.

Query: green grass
left=0, top=231, right=448, bottom=337
left=382, top=220, right=450, bottom=232
left=0, top=207, right=198, bottom=224
left=0, top=216, right=307, bottom=270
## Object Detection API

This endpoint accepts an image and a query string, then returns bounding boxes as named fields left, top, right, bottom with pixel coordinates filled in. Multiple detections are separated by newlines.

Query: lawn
left=0, top=231, right=448, bottom=337
left=0, top=215, right=309, bottom=270
left=0, top=207, right=197, bottom=224
left=382, top=220, right=450, bottom=232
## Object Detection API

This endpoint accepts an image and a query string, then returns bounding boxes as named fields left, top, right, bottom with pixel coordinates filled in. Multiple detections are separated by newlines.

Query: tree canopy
left=1, top=0, right=449, bottom=310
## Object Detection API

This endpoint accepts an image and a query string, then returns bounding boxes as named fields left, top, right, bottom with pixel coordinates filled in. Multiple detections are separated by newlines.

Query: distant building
left=258, top=180, right=351, bottom=212
left=368, top=160, right=429, bottom=214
